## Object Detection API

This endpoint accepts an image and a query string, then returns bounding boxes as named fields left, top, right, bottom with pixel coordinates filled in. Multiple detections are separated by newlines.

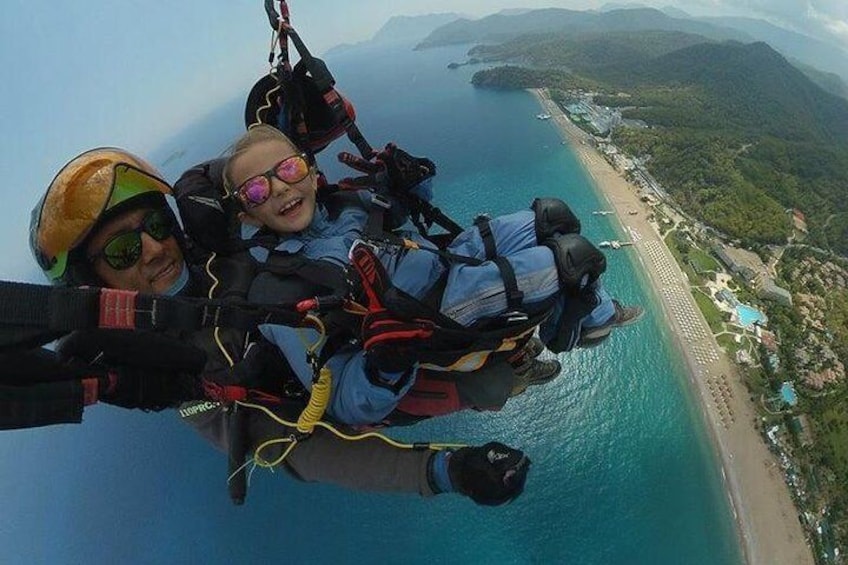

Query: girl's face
left=230, top=139, right=318, bottom=234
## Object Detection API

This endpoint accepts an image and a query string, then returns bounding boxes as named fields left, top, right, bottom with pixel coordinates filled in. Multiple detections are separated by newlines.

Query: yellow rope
left=253, top=437, right=298, bottom=468
left=236, top=399, right=466, bottom=460
left=205, top=252, right=237, bottom=368
left=296, top=366, right=331, bottom=434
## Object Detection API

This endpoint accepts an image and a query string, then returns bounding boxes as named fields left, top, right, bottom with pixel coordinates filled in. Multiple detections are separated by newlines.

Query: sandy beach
left=530, top=89, right=812, bottom=564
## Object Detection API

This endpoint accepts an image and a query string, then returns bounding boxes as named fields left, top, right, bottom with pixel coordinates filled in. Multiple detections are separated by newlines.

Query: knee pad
left=532, top=198, right=581, bottom=241
left=544, top=233, right=606, bottom=293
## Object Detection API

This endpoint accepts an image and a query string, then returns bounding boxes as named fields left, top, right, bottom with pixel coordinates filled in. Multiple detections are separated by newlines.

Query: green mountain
left=422, top=7, right=848, bottom=99
left=619, top=41, right=848, bottom=143
left=795, top=63, right=848, bottom=100
left=416, top=7, right=748, bottom=49
left=470, top=29, right=712, bottom=73
left=476, top=34, right=848, bottom=143
left=471, top=32, right=848, bottom=253
left=699, top=16, right=848, bottom=84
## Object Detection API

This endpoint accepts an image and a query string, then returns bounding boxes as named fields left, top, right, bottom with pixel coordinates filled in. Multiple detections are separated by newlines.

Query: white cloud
left=692, top=0, right=848, bottom=50
left=807, top=3, right=848, bottom=45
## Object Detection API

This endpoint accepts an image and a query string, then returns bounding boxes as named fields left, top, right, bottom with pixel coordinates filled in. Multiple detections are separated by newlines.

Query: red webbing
left=98, top=288, right=139, bottom=329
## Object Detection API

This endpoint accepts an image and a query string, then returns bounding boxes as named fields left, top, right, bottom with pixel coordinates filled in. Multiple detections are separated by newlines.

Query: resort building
left=759, top=277, right=793, bottom=306
left=564, top=99, right=622, bottom=136
left=717, top=289, right=737, bottom=306
left=713, top=244, right=765, bottom=282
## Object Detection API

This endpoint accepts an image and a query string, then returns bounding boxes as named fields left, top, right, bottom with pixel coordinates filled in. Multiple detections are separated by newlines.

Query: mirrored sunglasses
left=235, top=154, right=310, bottom=208
left=88, top=208, right=175, bottom=271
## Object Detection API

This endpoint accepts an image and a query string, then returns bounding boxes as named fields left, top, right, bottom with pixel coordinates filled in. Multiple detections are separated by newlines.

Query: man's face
left=85, top=207, right=185, bottom=294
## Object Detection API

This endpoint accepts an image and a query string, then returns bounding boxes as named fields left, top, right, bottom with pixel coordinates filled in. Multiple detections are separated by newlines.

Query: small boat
left=598, top=240, right=633, bottom=250
left=592, top=210, right=613, bottom=216
left=536, top=113, right=552, bottom=120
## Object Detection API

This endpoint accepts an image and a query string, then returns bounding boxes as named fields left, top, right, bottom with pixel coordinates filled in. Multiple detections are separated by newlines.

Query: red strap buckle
left=99, top=288, right=139, bottom=329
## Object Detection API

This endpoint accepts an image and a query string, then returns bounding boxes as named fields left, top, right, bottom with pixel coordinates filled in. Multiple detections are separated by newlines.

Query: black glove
left=376, top=143, right=436, bottom=195
left=58, top=329, right=207, bottom=411
left=448, top=442, right=530, bottom=506
left=57, top=329, right=207, bottom=373
left=98, top=366, right=202, bottom=411
left=337, top=143, right=436, bottom=195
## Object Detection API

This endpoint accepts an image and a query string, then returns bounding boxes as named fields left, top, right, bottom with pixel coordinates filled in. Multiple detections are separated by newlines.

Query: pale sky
left=0, top=0, right=845, bottom=279
left=287, top=0, right=848, bottom=55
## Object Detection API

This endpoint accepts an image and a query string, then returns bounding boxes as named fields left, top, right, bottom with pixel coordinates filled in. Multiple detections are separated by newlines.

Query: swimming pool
left=736, top=304, right=766, bottom=328
left=781, top=382, right=798, bottom=406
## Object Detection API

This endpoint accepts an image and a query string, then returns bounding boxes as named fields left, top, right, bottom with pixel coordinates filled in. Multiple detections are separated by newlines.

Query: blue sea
left=1, top=42, right=742, bottom=564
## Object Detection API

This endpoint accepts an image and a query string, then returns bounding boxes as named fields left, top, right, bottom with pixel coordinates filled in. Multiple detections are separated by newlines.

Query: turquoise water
left=2, top=42, right=742, bottom=564
left=736, top=304, right=766, bottom=328
left=781, top=382, right=798, bottom=406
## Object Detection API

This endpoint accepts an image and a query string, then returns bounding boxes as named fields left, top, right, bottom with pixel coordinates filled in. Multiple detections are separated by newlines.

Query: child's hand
left=375, top=143, right=436, bottom=195
left=336, top=144, right=436, bottom=196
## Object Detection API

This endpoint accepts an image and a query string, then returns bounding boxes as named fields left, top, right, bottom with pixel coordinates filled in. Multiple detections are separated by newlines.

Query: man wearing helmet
left=29, top=147, right=531, bottom=507
left=30, top=149, right=185, bottom=292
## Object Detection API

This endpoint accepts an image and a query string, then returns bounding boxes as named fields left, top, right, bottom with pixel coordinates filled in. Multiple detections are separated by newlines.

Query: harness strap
left=475, top=216, right=497, bottom=260
left=492, top=257, right=524, bottom=311
left=471, top=215, right=523, bottom=308
left=261, top=252, right=348, bottom=295
left=227, top=404, right=250, bottom=505
left=286, top=27, right=374, bottom=158
left=0, top=281, right=305, bottom=350
left=365, top=193, right=392, bottom=240
left=409, top=198, right=464, bottom=240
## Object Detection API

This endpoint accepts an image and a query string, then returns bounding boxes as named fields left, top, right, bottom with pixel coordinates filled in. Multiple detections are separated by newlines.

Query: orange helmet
left=30, top=148, right=172, bottom=285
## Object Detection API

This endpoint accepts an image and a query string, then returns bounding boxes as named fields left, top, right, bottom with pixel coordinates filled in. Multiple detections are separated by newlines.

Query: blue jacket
left=250, top=190, right=611, bottom=425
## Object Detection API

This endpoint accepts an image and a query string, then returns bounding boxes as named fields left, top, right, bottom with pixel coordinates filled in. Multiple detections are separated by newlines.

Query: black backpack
left=172, top=158, right=245, bottom=255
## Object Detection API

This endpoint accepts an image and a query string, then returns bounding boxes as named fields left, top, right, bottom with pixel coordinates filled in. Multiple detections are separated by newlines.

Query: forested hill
left=618, top=41, right=848, bottom=144
left=470, top=32, right=848, bottom=254
left=472, top=34, right=848, bottom=143
left=422, top=7, right=848, bottom=99
left=699, top=15, right=848, bottom=84
left=470, top=30, right=712, bottom=75
left=416, top=7, right=748, bottom=49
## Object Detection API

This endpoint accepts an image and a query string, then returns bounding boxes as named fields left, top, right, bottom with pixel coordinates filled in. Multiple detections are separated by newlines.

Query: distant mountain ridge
left=699, top=16, right=848, bottom=84
left=474, top=30, right=848, bottom=144
left=628, top=41, right=848, bottom=143
left=372, top=13, right=464, bottom=44
left=418, top=7, right=848, bottom=90
left=325, top=12, right=464, bottom=56
left=416, top=8, right=749, bottom=49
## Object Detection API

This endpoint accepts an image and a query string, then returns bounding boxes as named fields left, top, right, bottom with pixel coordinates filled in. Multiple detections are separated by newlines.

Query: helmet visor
left=33, top=149, right=170, bottom=278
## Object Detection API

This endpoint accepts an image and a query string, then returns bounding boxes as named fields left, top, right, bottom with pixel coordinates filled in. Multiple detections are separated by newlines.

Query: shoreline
left=529, top=89, right=813, bottom=565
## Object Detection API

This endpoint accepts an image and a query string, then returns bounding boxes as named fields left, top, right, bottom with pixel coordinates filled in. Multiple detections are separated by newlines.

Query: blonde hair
left=222, top=124, right=302, bottom=195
